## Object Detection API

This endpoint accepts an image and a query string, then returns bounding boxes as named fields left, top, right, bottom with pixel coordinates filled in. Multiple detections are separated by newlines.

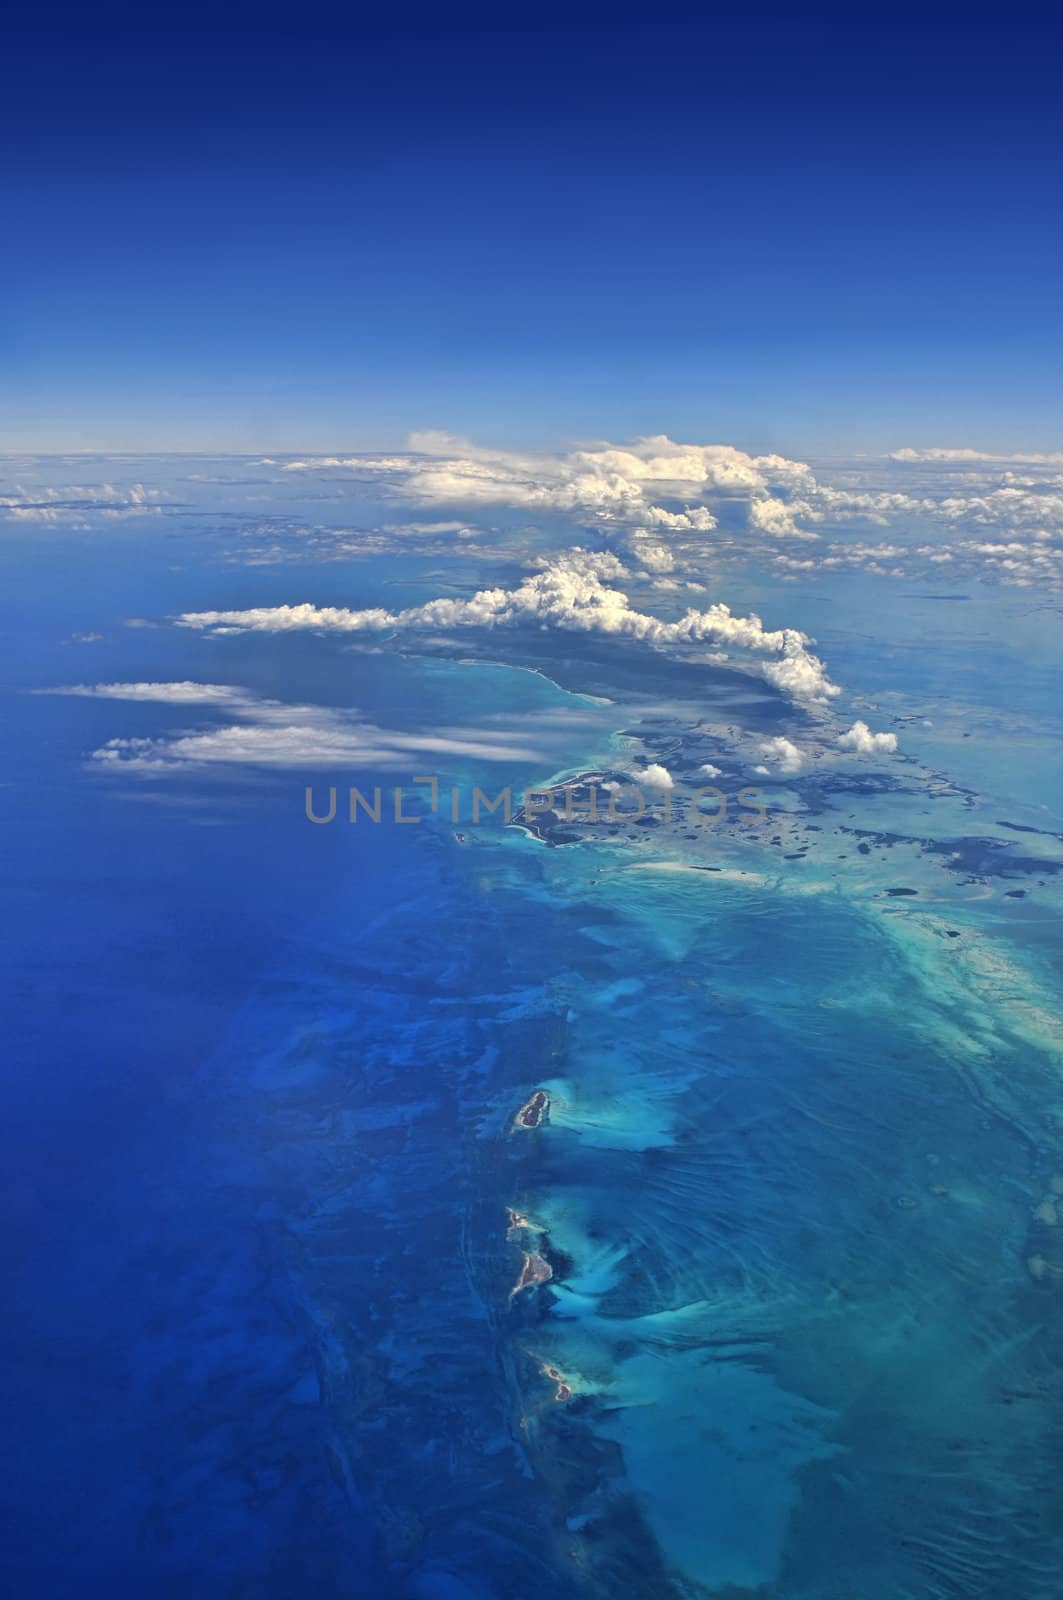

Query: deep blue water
left=3, top=490, right=1063, bottom=1599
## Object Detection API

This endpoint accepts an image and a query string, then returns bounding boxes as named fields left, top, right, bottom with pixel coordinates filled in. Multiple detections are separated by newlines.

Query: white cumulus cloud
left=757, top=736, right=804, bottom=774
left=748, top=496, right=817, bottom=540
left=176, top=550, right=841, bottom=705
left=278, top=432, right=830, bottom=539
left=837, top=720, right=898, bottom=755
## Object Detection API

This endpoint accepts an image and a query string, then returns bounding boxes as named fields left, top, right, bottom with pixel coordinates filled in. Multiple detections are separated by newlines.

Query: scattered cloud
left=757, top=735, right=804, bottom=774
left=41, top=682, right=546, bottom=773
left=91, top=724, right=540, bottom=772
left=837, top=720, right=898, bottom=755
left=218, top=515, right=490, bottom=567
left=640, top=762, right=674, bottom=789
left=891, top=447, right=1063, bottom=465
left=41, top=681, right=250, bottom=704
left=0, top=483, right=164, bottom=524
left=748, top=496, right=817, bottom=539
left=624, top=534, right=677, bottom=573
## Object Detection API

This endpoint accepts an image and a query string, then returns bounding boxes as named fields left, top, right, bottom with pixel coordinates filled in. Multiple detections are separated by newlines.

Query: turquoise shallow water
left=3, top=489, right=1063, bottom=1597
left=179, top=767, right=1063, bottom=1596
left=468, top=827, right=1063, bottom=1597
left=172, top=780, right=1063, bottom=1598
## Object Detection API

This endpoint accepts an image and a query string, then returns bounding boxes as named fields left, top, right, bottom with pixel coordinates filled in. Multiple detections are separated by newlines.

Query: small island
left=514, top=1089, right=549, bottom=1130
left=541, top=1362, right=573, bottom=1403
left=510, top=1250, right=553, bottom=1297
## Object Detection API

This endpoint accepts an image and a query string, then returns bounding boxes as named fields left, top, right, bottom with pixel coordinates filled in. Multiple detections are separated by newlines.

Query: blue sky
left=3, top=3, right=1061, bottom=454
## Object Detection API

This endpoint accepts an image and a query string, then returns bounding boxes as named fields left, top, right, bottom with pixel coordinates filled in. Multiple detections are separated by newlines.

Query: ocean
left=2, top=462, right=1062, bottom=1598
